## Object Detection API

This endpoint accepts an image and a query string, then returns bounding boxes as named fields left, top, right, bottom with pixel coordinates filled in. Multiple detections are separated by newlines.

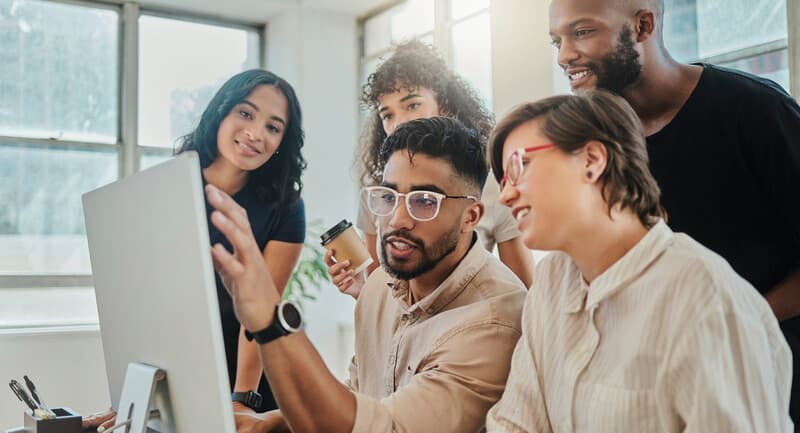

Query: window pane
left=364, top=9, right=393, bottom=57
left=452, top=12, right=493, bottom=107
left=361, top=57, right=381, bottom=89
left=138, top=15, right=260, bottom=149
left=0, top=0, right=118, bottom=143
left=695, top=0, right=786, bottom=58
left=0, top=143, right=117, bottom=274
left=391, top=0, right=435, bottom=42
left=363, top=0, right=435, bottom=57
left=663, top=0, right=699, bottom=61
left=450, top=0, right=489, bottom=20
left=140, top=148, right=175, bottom=171
left=720, top=49, right=790, bottom=91
left=664, top=0, right=787, bottom=60
left=419, top=33, right=434, bottom=46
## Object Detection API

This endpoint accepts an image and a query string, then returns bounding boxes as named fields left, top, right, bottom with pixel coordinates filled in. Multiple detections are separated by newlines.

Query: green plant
left=282, top=219, right=329, bottom=311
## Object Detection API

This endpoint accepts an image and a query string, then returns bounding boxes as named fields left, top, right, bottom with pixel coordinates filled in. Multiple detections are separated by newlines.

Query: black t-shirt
left=205, top=177, right=306, bottom=411
left=647, top=64, right=800, bottom=335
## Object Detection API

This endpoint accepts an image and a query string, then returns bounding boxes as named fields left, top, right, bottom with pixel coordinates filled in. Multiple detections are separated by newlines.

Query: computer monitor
left=82, top=152, right=234, bottom=433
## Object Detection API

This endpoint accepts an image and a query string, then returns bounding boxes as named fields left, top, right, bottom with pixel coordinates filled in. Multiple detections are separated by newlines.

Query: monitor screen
left=83, top=152, right=234, bottom=433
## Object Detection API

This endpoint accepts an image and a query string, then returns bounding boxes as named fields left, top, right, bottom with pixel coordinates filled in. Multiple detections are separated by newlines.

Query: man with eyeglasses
left=209, top=116, right=526, bottom=433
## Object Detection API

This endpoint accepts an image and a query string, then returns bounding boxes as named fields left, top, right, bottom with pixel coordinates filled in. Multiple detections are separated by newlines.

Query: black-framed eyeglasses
left=364, top=186, right=477, bottom=222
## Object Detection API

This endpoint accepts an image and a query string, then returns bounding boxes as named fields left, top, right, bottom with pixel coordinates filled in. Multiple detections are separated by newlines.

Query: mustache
left=564, top=62, right=598, bottom=73
left=381, top=230, right=424, bottom=248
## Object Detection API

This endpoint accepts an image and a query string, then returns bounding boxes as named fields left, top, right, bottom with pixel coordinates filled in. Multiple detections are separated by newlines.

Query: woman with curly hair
left=327, top=40, right=534, bottom=298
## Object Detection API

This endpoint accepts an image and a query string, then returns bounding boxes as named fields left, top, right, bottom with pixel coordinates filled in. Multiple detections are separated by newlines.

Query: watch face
left=280, top=302, right=302, bottom=331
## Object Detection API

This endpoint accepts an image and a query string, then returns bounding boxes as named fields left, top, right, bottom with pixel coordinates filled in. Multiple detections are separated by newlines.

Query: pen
left=23, top=375, right=54, bottom=416
left=9, top=380, right=37, bottom=412
left=23, top=376, right=41, bottom=406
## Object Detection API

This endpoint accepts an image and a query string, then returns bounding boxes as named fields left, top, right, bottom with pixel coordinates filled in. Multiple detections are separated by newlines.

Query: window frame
left=664, top=0, right=796, bottom=96
left=788, top=0, right=799, bottom=97
left=0, top=0, right=265, bottom=318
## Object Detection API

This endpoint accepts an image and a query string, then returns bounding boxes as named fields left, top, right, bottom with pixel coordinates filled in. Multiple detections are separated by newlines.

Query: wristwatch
left=231, top=390, right=262, bottom=410
left=244, top=300, right=303, bottom=345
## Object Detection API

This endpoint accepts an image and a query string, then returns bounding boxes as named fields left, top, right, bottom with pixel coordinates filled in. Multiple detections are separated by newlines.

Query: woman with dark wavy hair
left=327, top=41, right=534, bottom=298
left=177, top=68, right=307, bottom=414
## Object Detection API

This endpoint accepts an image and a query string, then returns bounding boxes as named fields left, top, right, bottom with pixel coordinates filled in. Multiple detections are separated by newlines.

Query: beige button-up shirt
left=487, top=221, right=793, bottom=433
left=346, top=235, right=526, bottom=433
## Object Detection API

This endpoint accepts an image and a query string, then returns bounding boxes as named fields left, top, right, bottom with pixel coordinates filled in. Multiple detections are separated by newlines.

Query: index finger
left=205, top=184, right=252, bottom=234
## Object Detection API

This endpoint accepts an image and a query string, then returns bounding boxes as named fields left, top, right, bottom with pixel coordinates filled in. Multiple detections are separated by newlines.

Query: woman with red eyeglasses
left=484, top=90, right=792, bottom=432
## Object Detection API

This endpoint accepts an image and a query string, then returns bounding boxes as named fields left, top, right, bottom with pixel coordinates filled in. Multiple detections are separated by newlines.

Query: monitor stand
left=107, top=363, right=177, bottom=433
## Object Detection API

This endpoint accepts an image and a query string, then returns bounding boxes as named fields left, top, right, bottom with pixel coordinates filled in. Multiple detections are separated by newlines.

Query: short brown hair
left=489, top=90, right=666, bottom=227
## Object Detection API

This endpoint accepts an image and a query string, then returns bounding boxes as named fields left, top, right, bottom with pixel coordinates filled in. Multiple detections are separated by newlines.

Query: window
left=663, top=0, right=790, bottom=91
left=138, top=15, right=260, bottom=158
left=450, top=1, right=492, bottom=107
left=0, top=144, right=117, bottom=275
left=0, top=0, right=118, bottom=143
left=362, top=0, right=435, bottom=58
left=0, top=0, right=119, bottom=280
left=359, top=0, right=493, bottom=107
left=0, top=0, right=262, bottom=329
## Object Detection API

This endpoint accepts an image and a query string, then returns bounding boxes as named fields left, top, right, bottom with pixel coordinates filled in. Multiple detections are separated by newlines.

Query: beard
left=380, top=225, right=460, bottom=281
left=594, top=26, right=643, bottom=94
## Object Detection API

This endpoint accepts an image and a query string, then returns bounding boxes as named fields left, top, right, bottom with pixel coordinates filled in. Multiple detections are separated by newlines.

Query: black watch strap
left=244, top=322, right=287, bottom=344
left=245, top=302, right=302, bottom=345
left=244, top=305, right=288, bottom=345
left=231, top=391, right=262, bottom=410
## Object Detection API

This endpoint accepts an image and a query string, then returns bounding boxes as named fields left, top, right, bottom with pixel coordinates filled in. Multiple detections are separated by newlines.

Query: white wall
left=267, top=5, right=361, bottom=380
left=0, top=327, right=110, bottom=430
left=490, top=0, right=560, bottom=266
left=490, top=0, right=559, bottom=117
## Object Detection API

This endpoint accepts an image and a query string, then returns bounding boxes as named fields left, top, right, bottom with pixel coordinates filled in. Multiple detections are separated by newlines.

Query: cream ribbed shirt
left=486, top=221, right=793, bottom=433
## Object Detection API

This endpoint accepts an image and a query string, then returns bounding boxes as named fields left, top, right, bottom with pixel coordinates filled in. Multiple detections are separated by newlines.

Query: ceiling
left=136, top=0, right=392, bottom=23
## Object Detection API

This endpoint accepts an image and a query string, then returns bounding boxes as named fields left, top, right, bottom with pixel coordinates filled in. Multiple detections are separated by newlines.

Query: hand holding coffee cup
left=325, top=250, right=367, bottom=299
left=321, top=220, right=373, bottom=299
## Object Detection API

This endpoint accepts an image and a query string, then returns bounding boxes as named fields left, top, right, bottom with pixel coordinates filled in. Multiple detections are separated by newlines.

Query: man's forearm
left=765, top=268, right=800, bottom=322
left=234, top=326, right=264, bottom=392
left=258, top=332, right=356, bottom=433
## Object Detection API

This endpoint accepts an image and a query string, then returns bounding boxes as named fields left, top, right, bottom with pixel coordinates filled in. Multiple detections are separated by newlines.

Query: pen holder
left=22, top=407, right=82, bottom=433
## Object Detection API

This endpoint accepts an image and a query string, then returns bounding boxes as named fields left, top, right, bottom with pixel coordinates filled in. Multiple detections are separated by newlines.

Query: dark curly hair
left=381, top=117, right=488, bottom=195
left=358, top=40, right=493, bottom=186
left=177, top=69, right=306, bottom=205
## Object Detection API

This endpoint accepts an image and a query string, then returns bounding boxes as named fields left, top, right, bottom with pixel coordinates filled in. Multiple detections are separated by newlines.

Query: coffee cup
left=320, top=220, right=373, bottom=274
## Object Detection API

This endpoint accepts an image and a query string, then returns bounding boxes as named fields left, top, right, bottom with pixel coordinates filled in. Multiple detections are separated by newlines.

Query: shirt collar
left=388, top=232, right=486, bottom=316
left=566, top=220, right=673, bottom=314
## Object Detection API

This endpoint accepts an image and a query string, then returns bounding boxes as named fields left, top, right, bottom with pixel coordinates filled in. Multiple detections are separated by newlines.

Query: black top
left=204, top=177, right=306, bottom=412
left=647, top=64, right=800, bottom=335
